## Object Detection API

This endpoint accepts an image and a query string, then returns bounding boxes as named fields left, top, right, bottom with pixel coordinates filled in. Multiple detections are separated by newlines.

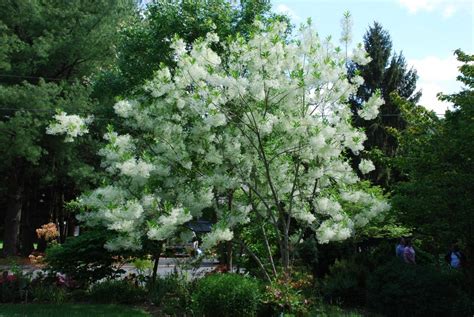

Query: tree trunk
left=278, top=210, right=290, bottom=272
left=58, top=191, right=66, bottom=243
left=20, top=196, right=34, bottom=256
left=225, top=190, right=234, bottom=272
left=281, top=232, right=290, bottom=272
left=151, top=256, right=160, bottom=285
left=151, top=244, right=162, bottom=286
left=226, top=241, right=233, bottom=272
left=3, top=172, right=24, bottom=257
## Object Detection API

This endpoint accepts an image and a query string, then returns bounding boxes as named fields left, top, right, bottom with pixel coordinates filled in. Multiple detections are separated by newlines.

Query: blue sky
left=272, top=0, right=473, bottom=114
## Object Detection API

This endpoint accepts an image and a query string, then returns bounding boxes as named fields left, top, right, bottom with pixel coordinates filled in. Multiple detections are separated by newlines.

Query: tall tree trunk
left=20, top=195, right=34, bottom=256
left=58, top=191, right=66, bottom=243
left=278, top=210, right=290, bottom=272
left=226, top=241, right=233, bottom=272
left=281, top=231, right=290, bottom=271
left=3, top=169, right=24, bottom=257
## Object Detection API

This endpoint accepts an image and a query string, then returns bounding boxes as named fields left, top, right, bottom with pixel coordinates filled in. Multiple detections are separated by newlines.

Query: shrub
left=89, top=279, right=146, bottom=304
left=148, top=273, right=192, bottom=316
left=321, top=258, right=368, bottom=307
left=260, top=271, right=314, bottom=316
left=31, top=285, right=68, bottom=304
left=193, top=273, right=261, bottom=317
left=367, top=259, right=474, bottom=316
left=45, top=230, right=125, bottom=286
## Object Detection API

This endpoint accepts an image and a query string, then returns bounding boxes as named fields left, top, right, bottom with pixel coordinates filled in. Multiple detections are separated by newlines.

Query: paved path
left=0, top=257, right=219, bottom=279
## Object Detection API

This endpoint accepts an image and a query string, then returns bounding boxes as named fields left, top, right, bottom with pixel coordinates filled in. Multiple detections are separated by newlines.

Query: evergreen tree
left=350, top=22, right=421, bottom=187
left=393, top=50, right=474, bottom=264
left=0, top=0, right=134, bottom=256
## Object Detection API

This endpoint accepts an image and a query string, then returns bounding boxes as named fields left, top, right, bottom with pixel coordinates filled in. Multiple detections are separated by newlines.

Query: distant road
left=0, top=257, right=219, bottom=279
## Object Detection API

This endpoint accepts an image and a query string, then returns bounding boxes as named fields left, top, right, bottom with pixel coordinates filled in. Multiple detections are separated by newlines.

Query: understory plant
left=261, top=270, right=314, bottom=316
left=193, top=273, right=261, bottom=317
left=148, top=272, right=192, bottom=316
left=45, top=230, right=126, bottom=287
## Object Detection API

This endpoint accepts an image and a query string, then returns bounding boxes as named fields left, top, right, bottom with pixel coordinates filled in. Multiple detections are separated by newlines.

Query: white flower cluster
left=78, top=189, right=149, bottom=251
left=340, top=11, right=353, bottom=46
left=46, top=112, right=93, bottom=142
left=340, top=190, right=372, bottom=204
left=116, top=158, right=154, bottom=179
left=315, top=197, right=343, bottom=218
left=351, top=43, right=372, bottom=65
left=353, top=199, right=390, bottom=227
left=358, top=93, right=384, bottom=120
left=201, top=227, right=233, bottom=250
left=316, top=220, right=353, bottom=244
left=292, top=210, right=316, bottom=225
left=147, top=207, right=192, bottom=241
left=359, top=159, right=376, bottom=174
left=114, top=100, right=137, bottom=118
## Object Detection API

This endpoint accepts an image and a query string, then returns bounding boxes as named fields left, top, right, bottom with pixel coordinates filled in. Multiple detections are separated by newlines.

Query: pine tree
left=350, top=22, right=421, bottom=187
left=0, top=0, right=134, bottom=256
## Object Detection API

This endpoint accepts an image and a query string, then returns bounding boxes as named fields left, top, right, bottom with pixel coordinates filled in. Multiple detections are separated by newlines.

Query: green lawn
left=0, top=304, right=150, bottom=317
left=310, top=304, right=372, bottom=317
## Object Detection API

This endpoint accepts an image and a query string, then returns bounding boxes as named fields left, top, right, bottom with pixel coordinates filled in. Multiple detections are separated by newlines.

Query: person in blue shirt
left=445, top=243, right=466, bottom=269
left=396, top=237, right=406, bottom=259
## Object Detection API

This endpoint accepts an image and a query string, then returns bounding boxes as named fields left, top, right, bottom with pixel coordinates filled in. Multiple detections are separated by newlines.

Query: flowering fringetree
left=47, top=111, right=93, bottom=142
left=54, top=20, right=389, bottom=277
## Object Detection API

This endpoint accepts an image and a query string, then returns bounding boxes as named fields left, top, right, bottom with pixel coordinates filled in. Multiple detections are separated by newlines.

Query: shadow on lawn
left=0, top=303, right=150, bottom=317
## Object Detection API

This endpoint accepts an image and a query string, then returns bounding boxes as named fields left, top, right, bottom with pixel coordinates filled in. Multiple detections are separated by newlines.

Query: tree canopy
left=393, top=50, right=474, bottom=259
left=0, top=0, right=134, bottom=256
left=49, top=21, right=391, bottom=280
left=350, top=22, right=421, bottom=187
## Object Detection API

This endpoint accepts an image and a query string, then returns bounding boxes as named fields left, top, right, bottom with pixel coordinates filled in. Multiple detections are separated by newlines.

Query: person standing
left=403, top=239, right=416, bottom=264
left=445, top=244, right=466, bottom=269
left=396, top=238, right=406, bottom=259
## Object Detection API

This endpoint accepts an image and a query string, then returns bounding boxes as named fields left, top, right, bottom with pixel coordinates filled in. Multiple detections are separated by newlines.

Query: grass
left=309, top=304, right=375, bottom=317
left=0, top=304, right=150, bottom=317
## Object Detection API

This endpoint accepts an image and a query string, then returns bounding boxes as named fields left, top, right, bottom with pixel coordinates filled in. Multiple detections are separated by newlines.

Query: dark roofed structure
left=185, top=220, right=212, bottom=233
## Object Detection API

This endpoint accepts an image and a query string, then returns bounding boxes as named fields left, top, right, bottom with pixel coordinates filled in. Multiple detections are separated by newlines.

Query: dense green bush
left=367, top=259, right=474, bottom=316
left=88, top=280, right=146, bottom=304
left=321, top=258, right=368, bottom=306
left=45, top=230, right=125, bottom=286
left=193, top=273, right=261, bottom=317
left=148, top=273, right=192, bottom=316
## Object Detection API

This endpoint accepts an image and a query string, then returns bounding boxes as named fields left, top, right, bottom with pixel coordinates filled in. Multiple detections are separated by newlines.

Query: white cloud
left=410, top=55, right=460, bottom=81
left=275, top=4, right=302, bottom=22
left=442, top=5, right=456, bottom=18
left=398, top=0, right=471, bottom=18
left=409, top=55, right=462, bottom=113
